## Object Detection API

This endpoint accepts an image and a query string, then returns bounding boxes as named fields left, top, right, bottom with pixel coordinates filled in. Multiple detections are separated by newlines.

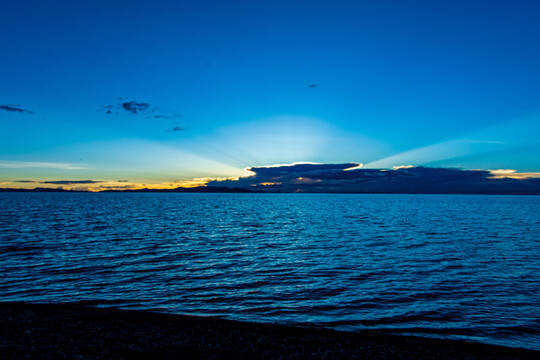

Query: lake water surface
left=1, top=193, right=539, bottom=350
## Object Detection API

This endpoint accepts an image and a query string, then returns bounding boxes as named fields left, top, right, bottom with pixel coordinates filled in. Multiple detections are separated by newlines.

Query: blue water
left=1, top=193, right=539, bottom=350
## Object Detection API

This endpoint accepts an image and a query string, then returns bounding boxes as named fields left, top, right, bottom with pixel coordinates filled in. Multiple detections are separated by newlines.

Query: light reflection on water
left=1, top=193, right=539, bottom=350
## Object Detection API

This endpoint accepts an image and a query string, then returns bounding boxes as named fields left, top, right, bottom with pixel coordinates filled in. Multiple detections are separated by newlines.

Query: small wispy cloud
left=0, top=105, right=34, bottom=114
left=463, top=139, right=506, bottom=144
left=102, top=100, right=185, bottom=130
left=0, top=161, right=87, bottom=170
left=167, top=126, right=186, bottom=132
left=150, top=114, right=183, bottom=119
left=103, top=100, right=152, bottom=115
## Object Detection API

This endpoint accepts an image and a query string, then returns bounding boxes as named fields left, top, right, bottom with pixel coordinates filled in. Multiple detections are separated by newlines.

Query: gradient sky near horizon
left=2, top=0, right=540, bottom=189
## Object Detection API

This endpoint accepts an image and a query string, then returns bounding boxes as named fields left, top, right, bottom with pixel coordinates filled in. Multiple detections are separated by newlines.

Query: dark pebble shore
left=1, top=302, right=538, bottom=360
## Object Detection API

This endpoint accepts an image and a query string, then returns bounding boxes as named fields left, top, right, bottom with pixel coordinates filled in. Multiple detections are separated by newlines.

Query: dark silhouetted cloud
left=206, top=163, right=540, bottom=195
left=122, top=101, right=150, bottom=114
left=117, top=180, right=129, bottom=182
left=14, top=179, right=105, bottom=185
left=102, top=100, right=152, bottom=115
left=0, top=105, right=33, bottom=114
left=39, top=180, right=104, bottom=185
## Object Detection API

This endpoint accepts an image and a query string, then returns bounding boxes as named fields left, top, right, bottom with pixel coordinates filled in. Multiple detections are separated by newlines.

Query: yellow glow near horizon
left=488, top=169, right=540, bottom=179
left=4, top=166, right=540, bottom=192
left=343, top=163, right=364, bottom=171
left=257, top=182, right=282, bottom=186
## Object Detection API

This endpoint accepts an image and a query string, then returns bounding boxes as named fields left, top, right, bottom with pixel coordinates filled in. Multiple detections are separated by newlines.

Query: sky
left=1, top=0, right=540, bottom=191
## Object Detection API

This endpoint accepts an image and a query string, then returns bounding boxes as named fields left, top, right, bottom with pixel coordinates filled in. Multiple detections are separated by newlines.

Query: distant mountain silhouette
left=0, top=186, right=259, bottom=193
left=0, top=187, right=76, bottom=192
left=2, top=165, right=540, bottom=195
left=101, top=186, right=258, bottom=193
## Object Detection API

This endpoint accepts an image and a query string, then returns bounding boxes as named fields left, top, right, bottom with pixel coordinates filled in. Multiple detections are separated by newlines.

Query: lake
left=1, top=193, right=539, bottom=350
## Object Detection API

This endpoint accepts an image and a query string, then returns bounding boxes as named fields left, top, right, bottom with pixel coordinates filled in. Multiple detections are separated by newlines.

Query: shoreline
left=1, top=302, right=538, bottom=359
left=2, top=188, right=540, bottom=195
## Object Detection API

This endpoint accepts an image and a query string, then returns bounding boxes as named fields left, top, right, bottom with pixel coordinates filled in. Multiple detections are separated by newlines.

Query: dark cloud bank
left=207, top=163, right=540, bottom=195
left=5, top=165, right=539, bottom=195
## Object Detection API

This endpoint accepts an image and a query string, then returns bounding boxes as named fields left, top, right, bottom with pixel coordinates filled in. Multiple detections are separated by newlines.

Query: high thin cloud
left=14, top=179, right=103, bottom=185
left=0, top=105, right=33, bottom=114
left=0, top=161, right=87, bottom=170
left=13, top=179, right=104, bottom=186
left=206, top=163, right=540, bottom=195
left=39, top=180, right=104, bottom=185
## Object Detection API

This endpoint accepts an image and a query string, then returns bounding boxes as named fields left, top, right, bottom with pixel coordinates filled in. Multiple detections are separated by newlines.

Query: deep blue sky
left=2, top=0, right=540, bottom=189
